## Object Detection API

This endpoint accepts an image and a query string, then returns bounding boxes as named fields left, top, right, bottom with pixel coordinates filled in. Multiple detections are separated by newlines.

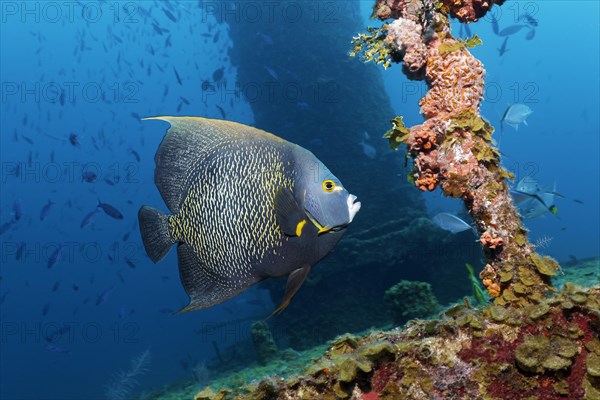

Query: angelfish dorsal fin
left=144, top=116, right=285, bottom=213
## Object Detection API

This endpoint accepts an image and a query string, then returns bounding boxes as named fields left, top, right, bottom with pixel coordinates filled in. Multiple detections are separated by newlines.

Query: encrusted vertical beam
left=352, top=0, right=559, bottom=306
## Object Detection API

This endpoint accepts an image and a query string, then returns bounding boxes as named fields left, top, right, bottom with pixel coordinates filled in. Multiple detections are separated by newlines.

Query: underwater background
left=0, top=1, right=598, bottom=399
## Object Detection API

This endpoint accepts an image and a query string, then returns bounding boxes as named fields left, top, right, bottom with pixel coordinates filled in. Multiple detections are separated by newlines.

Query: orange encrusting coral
left=479, top=231, right=504, bottom=250
left=419, top=47, right=485, bottom=118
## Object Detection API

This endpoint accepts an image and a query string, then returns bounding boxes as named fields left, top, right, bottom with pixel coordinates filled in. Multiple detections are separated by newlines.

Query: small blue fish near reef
left=139, top=117, right=361, bottom=314
left=501, top=103, right=533, bottom=132
left=511, top=177, right=559, bottom=219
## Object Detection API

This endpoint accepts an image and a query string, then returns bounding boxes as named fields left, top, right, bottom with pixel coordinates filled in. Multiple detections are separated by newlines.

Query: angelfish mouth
left=347, top=194, right=361, bottom=223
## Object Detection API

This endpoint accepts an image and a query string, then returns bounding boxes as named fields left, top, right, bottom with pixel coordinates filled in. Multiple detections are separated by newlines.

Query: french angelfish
left=138, top=117, right=361, bottom=314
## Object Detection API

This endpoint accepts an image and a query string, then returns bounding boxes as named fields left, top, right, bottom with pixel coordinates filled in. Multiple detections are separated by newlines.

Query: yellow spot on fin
left=295, top=220, right=307, bottom=237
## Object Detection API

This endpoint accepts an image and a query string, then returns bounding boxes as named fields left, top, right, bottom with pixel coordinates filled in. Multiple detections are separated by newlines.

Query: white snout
left=347, top=194, right=361, bottom=223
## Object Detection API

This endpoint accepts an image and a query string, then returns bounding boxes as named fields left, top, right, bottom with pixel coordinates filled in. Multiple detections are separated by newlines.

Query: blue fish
left=80, top=210, right=99, bottom=228
left=256, top=31, right=273, bottom=45
left=12, top=200, right=23, bottom=221
left=47, top=244, right=63, bottom=269
left=97, top=200, right=124, bottom=220
left=96, top=285, right=115, bottom=306
left=82, top=170, right=97, bottom=183
left=45, top=325, right=71, bottom=342
left=40, top=200, right=54, bottom=221
left=0, top=221, right=13, bottom=235
left=498, top=37, right=509, bottom=56
left=45, top=344, right=70, bottom=354
left=16, top=242, right=25, bottom=260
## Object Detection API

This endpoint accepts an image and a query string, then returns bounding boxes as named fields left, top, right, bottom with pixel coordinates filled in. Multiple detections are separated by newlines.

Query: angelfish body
left=139, top=117, right=360, bottom=314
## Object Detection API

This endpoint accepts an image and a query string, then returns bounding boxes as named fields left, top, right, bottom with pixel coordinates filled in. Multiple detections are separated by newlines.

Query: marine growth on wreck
left=352, top=0, right=559, bottom=307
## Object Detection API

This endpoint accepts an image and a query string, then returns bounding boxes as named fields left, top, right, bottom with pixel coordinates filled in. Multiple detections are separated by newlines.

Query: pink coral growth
left=420, top=46, right=485, bottom=118
left=374, top=0, right=502, bottom=23
left=385, top=18, right=427, bottom=73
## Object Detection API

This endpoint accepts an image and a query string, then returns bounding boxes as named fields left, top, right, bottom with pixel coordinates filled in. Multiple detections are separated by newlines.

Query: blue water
left=1, top=1, right=598, bottom=399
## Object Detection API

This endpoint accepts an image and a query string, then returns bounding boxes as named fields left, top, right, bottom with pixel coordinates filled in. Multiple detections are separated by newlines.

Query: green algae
left=349, top=25, right=394, bottom=69
left=531, top=253, right=560, bottom=276
left=588, top=353, right=600, bottom=377
left=515, top=334, right=579, bottom=373
left=446, top=108, right=489, bottom=135
left=383, top=116, right=410, bottom=150
left=438, top=35, right=482, bottom=56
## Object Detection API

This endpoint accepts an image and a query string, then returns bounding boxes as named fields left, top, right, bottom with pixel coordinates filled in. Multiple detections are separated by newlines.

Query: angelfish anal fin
left=271, top=264, right=312, bottom=316
left=274, top=187, right=307, bottom=237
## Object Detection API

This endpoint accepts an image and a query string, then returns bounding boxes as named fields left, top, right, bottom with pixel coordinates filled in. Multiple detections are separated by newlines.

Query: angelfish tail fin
left=138, top=206, right=176, bottom=263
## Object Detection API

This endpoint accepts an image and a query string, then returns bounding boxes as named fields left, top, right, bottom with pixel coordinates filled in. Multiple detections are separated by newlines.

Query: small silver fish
left=432, top=212, right=477, bottom=236
left=359, top=132, right=377, bottom=159
left=256, top=32, right=273, bottom=45
left=501, top=104, right=533, bottom=131
left=511, top=177, right=558, bottom=219
left=264, top=65, right=278, bottom=80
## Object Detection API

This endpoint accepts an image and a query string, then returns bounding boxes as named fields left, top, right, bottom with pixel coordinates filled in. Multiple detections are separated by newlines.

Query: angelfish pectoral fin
left=274, top=187, right=308, bottom=237
left=270, top=264, right=312, bottom=316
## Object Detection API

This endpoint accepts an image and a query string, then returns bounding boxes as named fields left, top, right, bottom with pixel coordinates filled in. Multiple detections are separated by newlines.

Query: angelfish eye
left=322, top=180, right=336, bottom=193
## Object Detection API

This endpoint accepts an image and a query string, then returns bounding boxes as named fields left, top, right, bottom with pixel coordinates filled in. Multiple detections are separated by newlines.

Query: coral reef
left=384, top=280, right=440, bottom=325
left=190, top=284, right=599, bottom=400
left=373, top=0, right=505, bottom=23
left=352, top=0, right=559, bottom=307
left=135, top=259, right=598, bottom=400
left=385, top=18, right=427, bottom=74
left=251, top=320, right=279, bottom=365
left=438, top=0, right=505, bottom=23
left=264, top=213, right=481, bottom=350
